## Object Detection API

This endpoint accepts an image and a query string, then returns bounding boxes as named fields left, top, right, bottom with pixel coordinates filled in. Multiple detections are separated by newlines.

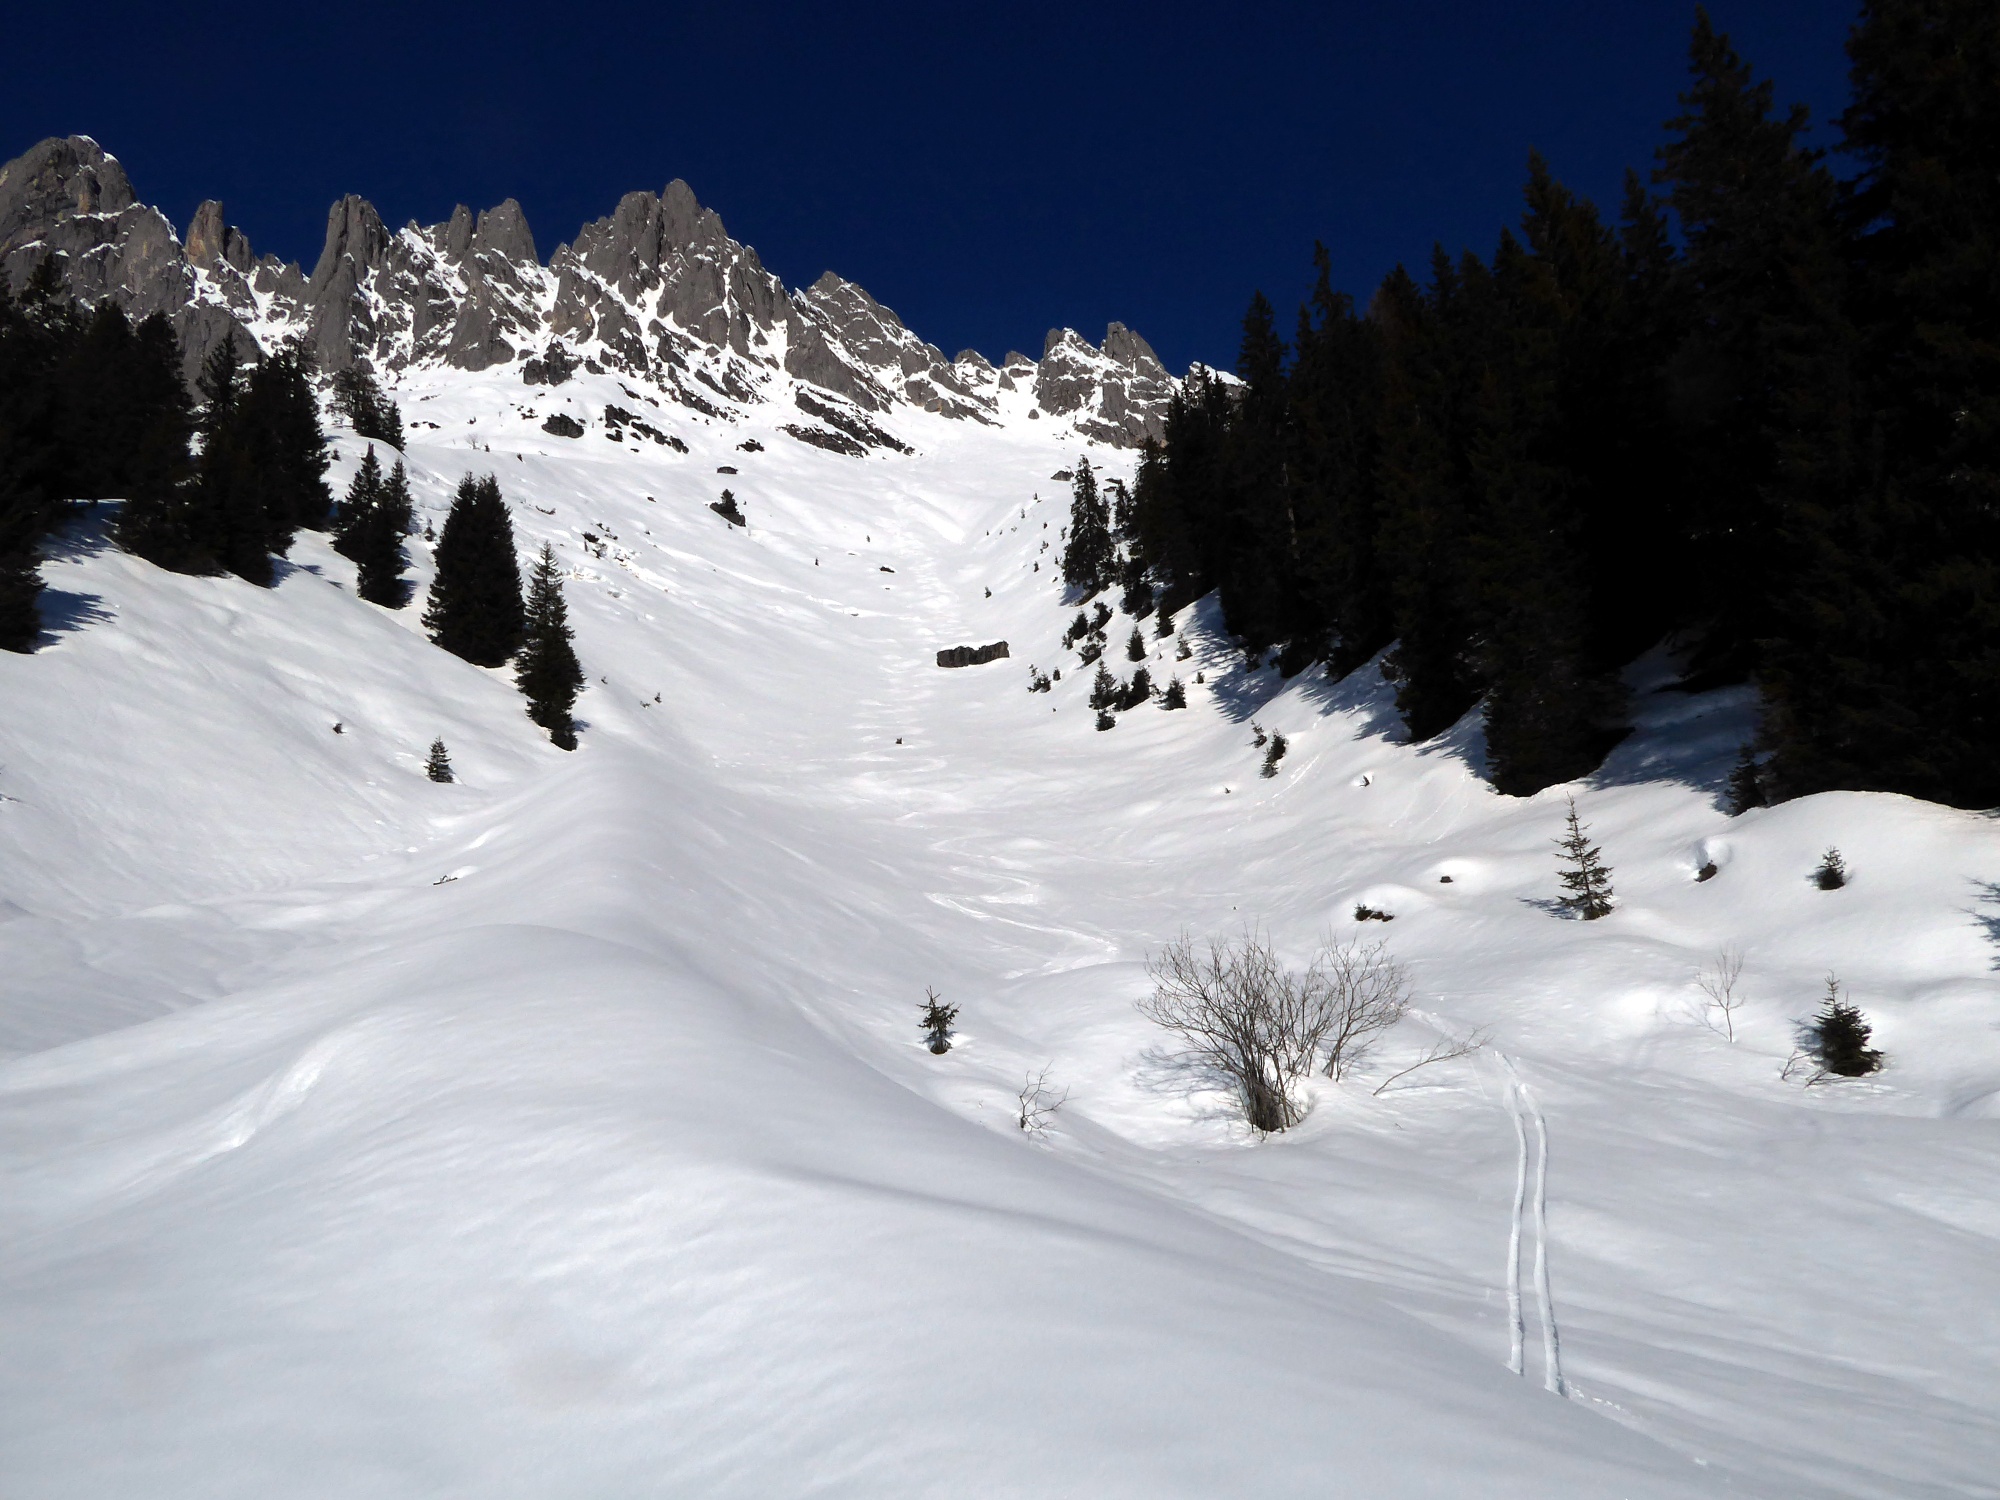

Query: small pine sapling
left=1810, top=975, right=1882, bottom=1076
left=1251, top=722, right=1268, bottom=749
left=1126, top=627, right=1147, bottom=663
left=425, top=739, right=454, bottom=783
left=1062, top=610, right=1090, bottom=648
left=1554, top=795, right=1615, bottom=919
left=1175, top=636, right=1191, bottom=661
left=1155, top=609, right=1175, bottom=639
left=1090, top=601, right=1112, bottom=634
left=1814, top=848, right=1848, bottom=890
left=1261, top=733, right=1288, bottom=777
left=1161, top=675, right=1187, bottom=709
left=919, top=987, right=959, bottom=1054
left=1095, top=708, right=1116, bottom=731
left=1089, top=662, right=1117, bottom=710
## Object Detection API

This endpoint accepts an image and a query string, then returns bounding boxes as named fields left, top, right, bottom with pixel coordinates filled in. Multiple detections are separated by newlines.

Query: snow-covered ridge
left=0, top=134, right=1180, bottom=447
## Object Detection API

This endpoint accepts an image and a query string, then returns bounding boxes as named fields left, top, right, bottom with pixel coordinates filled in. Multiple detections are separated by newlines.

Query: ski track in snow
left=1500, top=1053, right=1566, bottom=1398
left=1, top=377, right=1999, bottom=1497
left=1505, top=1061, right=1529, bottom=1379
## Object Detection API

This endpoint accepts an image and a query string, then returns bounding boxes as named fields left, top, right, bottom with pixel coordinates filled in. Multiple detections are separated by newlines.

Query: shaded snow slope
left=2, top=374, right=1997, bottom=1497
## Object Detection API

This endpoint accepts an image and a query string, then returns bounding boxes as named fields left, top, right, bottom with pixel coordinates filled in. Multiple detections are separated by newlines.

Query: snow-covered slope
left=3, top=365, right=1998, bottom=1498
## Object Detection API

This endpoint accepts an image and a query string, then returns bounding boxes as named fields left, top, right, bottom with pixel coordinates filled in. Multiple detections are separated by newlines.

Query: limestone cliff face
left=0, top=135, right=1183, bottom=446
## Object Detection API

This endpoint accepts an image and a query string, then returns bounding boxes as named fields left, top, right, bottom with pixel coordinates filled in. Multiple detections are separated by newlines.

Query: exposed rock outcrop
left=936, top=642, right=1011, bottom=668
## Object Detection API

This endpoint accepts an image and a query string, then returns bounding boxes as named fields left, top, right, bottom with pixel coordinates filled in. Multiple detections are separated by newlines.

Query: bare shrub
left=1016, top=1066, right=1068, bottom=1135
left=1371, top=1025, right=1490, bottom=1096
left=1139, top=931, right=1411, bottom=1131
left=1318, top=939, right=1412, bottom=1080
left=1696, top=944, right=1746, bottom=1041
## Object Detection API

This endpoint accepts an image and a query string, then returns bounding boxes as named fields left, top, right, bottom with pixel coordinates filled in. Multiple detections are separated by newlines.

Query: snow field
left=1, top=367, right=1997, bottom=1496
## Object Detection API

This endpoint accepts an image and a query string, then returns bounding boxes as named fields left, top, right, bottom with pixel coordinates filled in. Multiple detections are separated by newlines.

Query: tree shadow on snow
left=1130, top=1043, right=1261, bottom=1132
left=33, top=584, right=113, bottom=642
left=1577, top=649, right=1760, bottom=806
left=30, top=506, right=119, bottom=645
left=1283, top=650, right=1409, bottom=745
left=1967, top=881, right=2000, bottom=972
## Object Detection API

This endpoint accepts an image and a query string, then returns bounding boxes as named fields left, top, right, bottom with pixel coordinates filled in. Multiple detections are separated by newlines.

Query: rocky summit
left=0, top=135, right=1181, bottom=447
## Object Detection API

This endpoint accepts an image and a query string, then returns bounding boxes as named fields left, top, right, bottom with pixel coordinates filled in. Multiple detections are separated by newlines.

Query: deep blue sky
left=3, top=0, right=1855, bottom=373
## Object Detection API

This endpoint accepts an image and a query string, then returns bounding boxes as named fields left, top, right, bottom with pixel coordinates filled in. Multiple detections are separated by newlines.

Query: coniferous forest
left=1118, top=2, right=2000, bottom=807
left=0, top=257, right=333, bottom=644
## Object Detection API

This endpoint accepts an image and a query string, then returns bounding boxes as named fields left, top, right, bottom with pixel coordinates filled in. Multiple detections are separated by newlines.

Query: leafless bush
left=1319, top=939, right=1413, bottom=1080
left=1371, top=1025, right=1490, bottom=1095
left=1696, top=944, right=1746, bottom=1041
left=1139, top=931, right=1410, bottom=1132
left=1016, top=1066, right=1068, bottom=1136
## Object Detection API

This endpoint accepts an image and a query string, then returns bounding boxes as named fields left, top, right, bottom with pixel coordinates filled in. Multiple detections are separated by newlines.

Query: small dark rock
left=541, top=412, right=584, bottom=438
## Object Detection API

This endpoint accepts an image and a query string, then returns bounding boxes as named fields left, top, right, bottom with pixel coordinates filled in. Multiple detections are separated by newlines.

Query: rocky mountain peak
left=0, top=136, right=133, bottom=246
left=184, top=200, right=253, bottom=273
left=0, top=134, right=1188, bottom=447
left=1033, top=324, right=1174, bottom=446
left=474, top=199, right=536, bottom=265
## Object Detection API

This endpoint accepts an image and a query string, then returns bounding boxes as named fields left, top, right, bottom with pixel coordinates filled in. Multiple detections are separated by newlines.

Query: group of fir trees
left=330, top=366, right=404, bottom=450
left=0, top=263, right=198, bottom=648
left=121, top=330, right=331, bottom=586
left=1124, top=2, right=2000, bottom=809
left=423, top=473, right=584, bottom=748
left=334, top=446, right=414, bottom=606
left=1, top=262, right=583, bottom=750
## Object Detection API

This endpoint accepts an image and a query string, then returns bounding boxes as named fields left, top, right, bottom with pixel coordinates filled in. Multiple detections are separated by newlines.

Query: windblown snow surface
left=3, top=367, right=1999, bottom=1499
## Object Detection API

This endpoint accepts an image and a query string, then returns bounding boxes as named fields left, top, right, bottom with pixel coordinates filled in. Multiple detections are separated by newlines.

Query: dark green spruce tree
left=1061, top=457, right=1114, bottom=594
left=516, top=542, right=585, bottom=749
left=103, top=313, right=203, bottom=574
left=1654, top=8, right=1849, bottom=677
left=1214, top=291, right=1296, bottom=656
left=194, top=336, right=274, bottom=584
left=334, top=447, right=413, bottom=607
left=0, top=267, right=67, bottom=650
left=424, top=474, right=523, bottom=666
left=1288, top=244, right=1391, bottom=675
left=1375, top=256, right=1485, bottom=740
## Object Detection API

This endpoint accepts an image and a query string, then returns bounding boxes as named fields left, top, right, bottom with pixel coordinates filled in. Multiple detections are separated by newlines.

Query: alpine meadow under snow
left=5, top=105, right=2000, bottom=1500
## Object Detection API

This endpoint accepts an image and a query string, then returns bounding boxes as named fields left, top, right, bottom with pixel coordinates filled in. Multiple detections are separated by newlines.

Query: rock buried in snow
left=936, top=641, right=1010, bottom=669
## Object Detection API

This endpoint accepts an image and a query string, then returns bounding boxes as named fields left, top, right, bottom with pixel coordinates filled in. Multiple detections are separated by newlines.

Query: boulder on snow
left=541, top=412, right=584, bottom=437
left=936, top=641, right=1010, bottom=669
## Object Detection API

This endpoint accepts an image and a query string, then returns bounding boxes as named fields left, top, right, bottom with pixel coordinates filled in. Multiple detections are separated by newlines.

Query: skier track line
left=1499, top=1055, right=1566, bottom=1397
